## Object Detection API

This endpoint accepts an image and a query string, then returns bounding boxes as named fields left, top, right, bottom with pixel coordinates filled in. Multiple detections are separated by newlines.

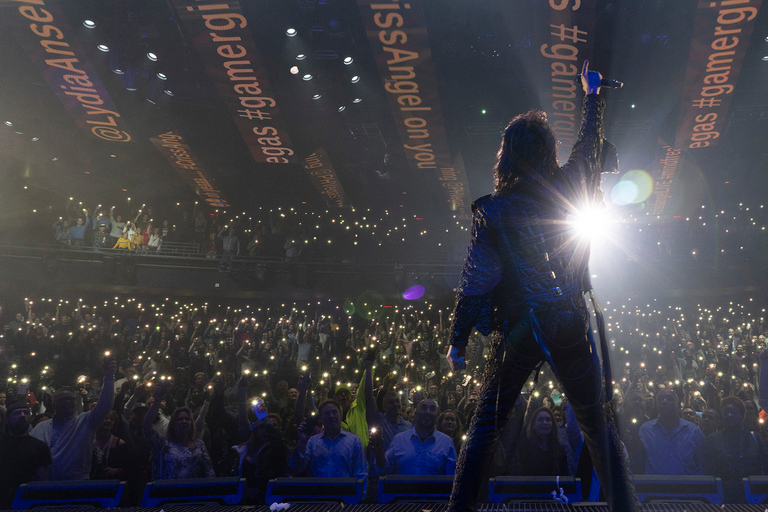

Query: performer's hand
left=446, top=345, right=467, bottom=371
left=581, top=60, right=602, bottom=95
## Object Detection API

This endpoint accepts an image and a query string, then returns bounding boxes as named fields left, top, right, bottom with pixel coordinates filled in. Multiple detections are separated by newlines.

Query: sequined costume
left=447, top=94, right=638, bottom=512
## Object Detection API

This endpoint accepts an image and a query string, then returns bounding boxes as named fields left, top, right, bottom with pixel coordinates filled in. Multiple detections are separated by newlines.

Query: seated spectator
left=637, top=389, right=704, bottom=475
left=143, top=382, right=215, bottom=479
left=703, top=396, right=768, bottom=502
left=290, top=400, right=367, bottom=481
left=30, top=359, right=115, bottom=480
left=373, top=399, right=456, bottom=476
left=516, top=407, right=569, bottom=476
left=91, top=410, right=129, bottom=480
left=0, top=402, right=51, bottom=508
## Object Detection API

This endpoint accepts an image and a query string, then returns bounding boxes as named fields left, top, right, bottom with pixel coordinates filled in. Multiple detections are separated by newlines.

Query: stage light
left=157, top=72, right=167, bottom=80
left=97, top=44, right=109, bottom=52
left=403, top=285, right=425, bottom=301
left=164, top=89, right=174, bottom=96
left=290, top=66, right=299, bottom=75
left=83, top=20, right=96, bottom=28
left=763, top=55, right=768, bottom=61
left=113, top=68, right=124, bottom=74
left=567, top=205, right=607, bottom=238
left=353, top=98, right=362, bottom=103
left=343, top=56, right=354, bottom=65
left=147, top=52, right=158, bottom=61
left=296, top=54, right=306, bottom=60
left=338, top=105, right=346, bottom=112
left=312, top=94, right=322, bottom=100
left=3, top=121, right=11, bottom=126
left=351, top=75, right=360, bottom=83
left=286, top=28, right=297, bottom=37
left=303, top=74, right=312, bottom=81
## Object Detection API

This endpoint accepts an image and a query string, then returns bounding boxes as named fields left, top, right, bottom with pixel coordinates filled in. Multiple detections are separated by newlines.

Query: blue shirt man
left=637, top=389, right=704, bottom=475
left=373, top=399, right=456, bottom=475
left=290, top=400, right=368, bottom=481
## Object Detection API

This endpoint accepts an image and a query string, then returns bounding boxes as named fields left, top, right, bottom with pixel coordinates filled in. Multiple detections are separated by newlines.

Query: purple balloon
left=403, top=285, right=425, bottom=301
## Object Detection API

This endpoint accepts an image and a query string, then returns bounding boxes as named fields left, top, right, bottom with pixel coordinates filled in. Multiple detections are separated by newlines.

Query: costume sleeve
left=448, top=200, right=501, bottom=347
left=559, top=94, right=607, bottom=204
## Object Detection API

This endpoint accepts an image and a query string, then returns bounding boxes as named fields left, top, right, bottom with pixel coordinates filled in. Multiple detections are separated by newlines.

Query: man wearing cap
left=31, top=358, right=116, bottom=480
left=0, top=402, right=51, bottom=507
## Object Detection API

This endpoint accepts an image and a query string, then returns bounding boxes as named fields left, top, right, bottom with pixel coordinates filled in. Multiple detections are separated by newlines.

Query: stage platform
left=2, top=503, right=766, bottom=512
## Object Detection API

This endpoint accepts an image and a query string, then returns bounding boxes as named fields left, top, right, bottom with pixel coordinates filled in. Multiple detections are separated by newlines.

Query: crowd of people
left=38, top=197, right=768, bottom=271
left=0, top=293, right=766, bottom=504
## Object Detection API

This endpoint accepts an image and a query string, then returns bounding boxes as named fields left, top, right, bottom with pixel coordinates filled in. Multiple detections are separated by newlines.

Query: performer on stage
left=445, top=61, right=638, bottom=512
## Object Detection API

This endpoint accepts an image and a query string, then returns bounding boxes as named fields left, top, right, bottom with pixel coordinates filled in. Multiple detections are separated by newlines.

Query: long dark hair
left=494, top=110, right=558, bottom=193
left=524, top=406, right=564, bottom=474
left=166, top=407, right=197, bottom=444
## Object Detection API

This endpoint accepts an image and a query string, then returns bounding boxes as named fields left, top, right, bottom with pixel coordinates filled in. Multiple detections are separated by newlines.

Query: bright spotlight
left=567, top=206, right=607, bottom=238
left=83, top=20, right=96, bottom=28
left=156, top=72, right=167, bottom=80
left=147, top=52, right=158, bottom=61
left=290, top=66, right=299, bottom=75
left=302, top=74, right=313, bottom=81
left=338, top=105, right=346, bottom=112
left=352, top=98, right=362, bottom=103
left=286, top=28, right=297, bottom=37
left=351, top=75, right=360, bottom=83
left=296, top=54, right=306, bottom=60
left=97, top=44, right=109, bottom=52
left=343, top=56, right=353, bottom=65
left=312, top=94, right=322, bottom=100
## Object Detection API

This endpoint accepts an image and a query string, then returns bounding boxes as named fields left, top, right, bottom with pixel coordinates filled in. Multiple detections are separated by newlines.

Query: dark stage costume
left=447, top=94, right=638, bottom=512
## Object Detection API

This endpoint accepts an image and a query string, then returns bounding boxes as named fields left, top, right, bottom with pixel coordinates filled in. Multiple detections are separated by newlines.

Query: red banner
left=171, top=0, right=296, bottom=164
left=356, top=0, right=472, bottom=220
left=3, top=0, right=132, bottom=143
left=150, top=131, right=230, bottom=208
left=302, top=149, right=349, bottom=208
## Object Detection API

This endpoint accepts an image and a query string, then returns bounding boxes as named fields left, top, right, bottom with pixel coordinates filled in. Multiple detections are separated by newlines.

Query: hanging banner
left=172, top=0, right=296, bottom=164
left=536, top=0, right=599, bottom=165
left=648, top=0, right=761, bottom=215
left=151, top=131, right=230, bottom=208
left=3, top=0, right=132, bottom=143
left=302, top=148, right=350, bottom=208
left=674, top=0, right=761, bottom=152
left=356, top=0, right=472, bottom=219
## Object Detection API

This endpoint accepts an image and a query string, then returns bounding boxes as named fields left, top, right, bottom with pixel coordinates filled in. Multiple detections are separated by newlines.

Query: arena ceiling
left=0, top=0, right=767, bottom=232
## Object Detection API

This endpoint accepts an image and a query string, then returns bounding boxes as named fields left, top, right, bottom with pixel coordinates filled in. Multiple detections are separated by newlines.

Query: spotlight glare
left=353, top=98, right=362, bottom=103
left=338, top=105, right=346, bottom=112
left=4, top=121, right=12, bottom=127
left=567, top=205, right=607, bottom=238
left=303, top=74, right=312, bottom=81
left=312, top=94, right=322, bottom=100
left=296, top=54, right=306, bottom=60
left=343, top=56, right=353, bottom=65
left=351, top=75, right=360, bottom=83
left=763, top=55, right=768, bottom=61
left=290, top=66, right=299, bottom=75
left=97, top=44, right=109, bottom=52
left=83, top=20, right=95, bottom=28
left=156, top=72, right=167, bottom=80
left=163, top=89, right=174, bottom=96
left=147, top=52, right=158, bottom=61
left=113, top=68, right=124, bottom=75
left=286, top=28, right=297, bottom=37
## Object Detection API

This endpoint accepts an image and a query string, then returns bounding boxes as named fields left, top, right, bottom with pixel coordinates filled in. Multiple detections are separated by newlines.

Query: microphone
left=572, top=75, right=623, bottom=89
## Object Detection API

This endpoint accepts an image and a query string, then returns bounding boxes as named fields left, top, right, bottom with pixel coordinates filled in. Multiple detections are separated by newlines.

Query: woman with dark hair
left=516, top=407, right=569, bottom=476
left=234, top=422, right=289, bottom=503
left=91, top=410, right=129, bottom=479
left=437, top=409, right=465, bottom=452
left=143, top=382, right=215, bottom=479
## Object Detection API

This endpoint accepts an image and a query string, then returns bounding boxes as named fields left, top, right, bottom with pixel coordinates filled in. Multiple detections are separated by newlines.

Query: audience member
left=30, top=359, right=115, bottom=479
left=637, top=389, right=704, bottom=475
left=516, top=407, right=569, bottom=476
left=0, top=402, right=51, bottom=508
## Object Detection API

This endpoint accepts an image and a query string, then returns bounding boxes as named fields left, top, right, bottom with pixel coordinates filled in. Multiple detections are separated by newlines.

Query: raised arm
left=89, top=358, right=116, bottom=428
